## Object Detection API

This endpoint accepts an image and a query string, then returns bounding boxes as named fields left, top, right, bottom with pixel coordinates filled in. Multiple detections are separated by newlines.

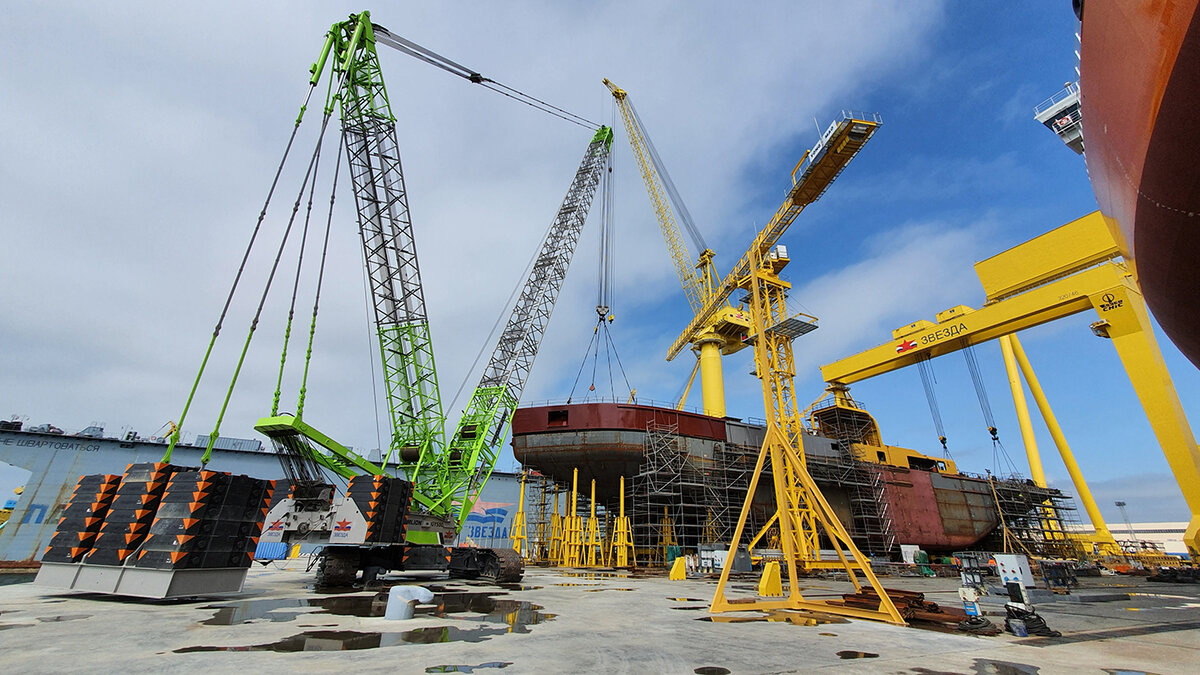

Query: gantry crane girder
left=667, top=113, right=882, bottom=363
left=819, top=211, right=1200, bottom=560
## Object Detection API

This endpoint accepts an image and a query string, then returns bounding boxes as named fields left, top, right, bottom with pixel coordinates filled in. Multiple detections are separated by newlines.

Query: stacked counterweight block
left=41, top=462, right=275, bottom=571
left=346, top=475, right=412, bottom=544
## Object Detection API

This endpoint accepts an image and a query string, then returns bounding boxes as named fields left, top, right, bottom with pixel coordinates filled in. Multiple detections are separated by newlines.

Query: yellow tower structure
left=561, top=468, right=583, bottom=567
left=511, top=472, right=528, bottom=559
left=584, top=479, right=602, bottom=567
left=548, top=492, right=563, bottom=563
left=609, top=475, right=634, bottom=568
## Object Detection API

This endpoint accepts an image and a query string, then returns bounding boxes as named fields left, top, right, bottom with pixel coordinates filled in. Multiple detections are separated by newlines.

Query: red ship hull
left=1080, top=0, right=1200, bottom=368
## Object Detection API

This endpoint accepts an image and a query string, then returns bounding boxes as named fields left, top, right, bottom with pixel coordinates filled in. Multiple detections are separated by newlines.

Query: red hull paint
left=1081, top=1, right=1200, bottom=368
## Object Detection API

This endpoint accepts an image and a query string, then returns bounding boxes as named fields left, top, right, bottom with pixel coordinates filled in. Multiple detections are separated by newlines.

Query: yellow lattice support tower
left=609, top=475, right=634, bottom=568
left=659, top=506, right=678, bottom=566
left=710, top=241, right=905, bottom=625
left=584, top=479, right=602, bottom=567
left=548, top=492, right=563, bottom=564
left=511, top=472, right=528, bottom=559
left=561, top=468, right=583, bottom=567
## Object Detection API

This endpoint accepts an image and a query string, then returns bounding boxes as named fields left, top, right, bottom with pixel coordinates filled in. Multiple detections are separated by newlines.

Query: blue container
left=254, top=541, right=288, bottom=560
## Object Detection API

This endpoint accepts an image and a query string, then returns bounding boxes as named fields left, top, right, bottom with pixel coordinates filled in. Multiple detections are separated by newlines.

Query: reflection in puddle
left=36, top=614, right=91, bottom=623
left=497, top=584, right=543, bottom=591
left=0, top=624, right=30, bottom=630
left=697, top=610, right=849, bottom=626
left=818, top=632, right=837, bottom=637
left=672, top=607, right=707, bottom=610
left=201, top=591, right=554, bottom=633
left=553, top=583, right=600, bottom=587
left=201, top=598, right=311, bottom=625
left=559, top=572, right=629, bottom=579
left=837, top=651, right=879, bottom=660
left=425, top=662, right=513, bottom=673
left=582, top=588, right=635, bottom=593
left=668, top=598, right=707, bottom=602
left=175, top=626, right=510, bottom=652
left=694, top=668, right=731, bottom=675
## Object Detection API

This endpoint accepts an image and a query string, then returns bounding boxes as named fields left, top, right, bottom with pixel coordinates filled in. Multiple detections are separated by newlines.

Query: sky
left=1, top=2, right=1196, bottom=526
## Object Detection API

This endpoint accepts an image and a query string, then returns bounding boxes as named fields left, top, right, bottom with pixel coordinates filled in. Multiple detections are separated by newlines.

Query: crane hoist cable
left=568, top=145, right=634, bottom=402
left=371, top=24, right=599, bottom=130
left=962, top=344, right=1000, bottom=442
left=915, top=353, right=951, bottom=458
left=960, top=343, right=1022, bottom=476
left=623, top=97, right=709, bottom=257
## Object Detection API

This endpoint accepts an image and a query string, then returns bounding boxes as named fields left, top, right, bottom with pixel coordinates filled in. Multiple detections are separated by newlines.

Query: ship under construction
left=511, top=397, right=1082, bottom=565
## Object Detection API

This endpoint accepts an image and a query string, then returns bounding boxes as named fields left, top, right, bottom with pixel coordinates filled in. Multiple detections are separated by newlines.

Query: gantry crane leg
left=1000, top=334, right=1121, bottom=554
left=1091, top=284, right=1200, bottom=559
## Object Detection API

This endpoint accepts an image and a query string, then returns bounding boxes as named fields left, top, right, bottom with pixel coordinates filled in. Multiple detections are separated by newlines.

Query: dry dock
left=1, top=566, right=1197, bottom=673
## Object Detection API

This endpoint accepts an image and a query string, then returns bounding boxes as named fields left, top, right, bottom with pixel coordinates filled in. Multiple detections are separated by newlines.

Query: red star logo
left=333, top=519, right=352, bottom=531
left=267, top=519, right=284, bottom=531
left=896, top=339, right=918, bottom=354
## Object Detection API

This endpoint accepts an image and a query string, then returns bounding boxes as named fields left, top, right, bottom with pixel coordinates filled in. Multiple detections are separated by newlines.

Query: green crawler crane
left=254, top=12, right=613, bottom=584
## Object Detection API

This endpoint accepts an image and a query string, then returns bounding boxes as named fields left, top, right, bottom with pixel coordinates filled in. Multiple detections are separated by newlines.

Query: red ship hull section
left=1081, top=1, right=1200, bottom=368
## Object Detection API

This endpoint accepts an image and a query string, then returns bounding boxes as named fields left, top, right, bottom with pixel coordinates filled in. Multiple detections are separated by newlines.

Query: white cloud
left=0, top=1, right=946, bottom=468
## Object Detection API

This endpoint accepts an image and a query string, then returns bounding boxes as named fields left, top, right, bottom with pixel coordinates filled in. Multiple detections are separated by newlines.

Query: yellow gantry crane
left=604, top=79, right=751, bottom=417
left=820, top=212, right=1200, bottom=561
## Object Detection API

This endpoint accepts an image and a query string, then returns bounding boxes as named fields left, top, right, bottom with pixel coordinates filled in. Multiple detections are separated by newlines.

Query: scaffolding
left=526, top=471, right=566, bottom=563
left=805, top=451, right=896, bottom=558
left=983, top=475, right=1083, bottom=559
left=629, top=421, right=746, bottom=564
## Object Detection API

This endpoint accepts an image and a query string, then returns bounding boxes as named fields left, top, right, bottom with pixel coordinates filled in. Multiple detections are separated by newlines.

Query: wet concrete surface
left=0, top=564, right=1196, bottom=673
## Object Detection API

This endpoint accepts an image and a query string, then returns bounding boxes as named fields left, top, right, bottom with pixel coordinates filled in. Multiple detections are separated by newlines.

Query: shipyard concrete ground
left=0, top=564, right=1197, bottom=674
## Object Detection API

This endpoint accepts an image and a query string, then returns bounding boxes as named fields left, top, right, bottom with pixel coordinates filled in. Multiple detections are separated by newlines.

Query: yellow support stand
left=759, top=560, right=783, bottom=597
left=669, top=556, right=687, bottom=580
left=609, top=475, right=634, bottom=568
left=584, top=479, right=602, bottom=567
left=511, top=472, right=528, bottom=559
left=562, top=468, right=583, bottom=567
left=548, top=493, right=563, bottom=563
left=659, top=507, right=677, bottom=565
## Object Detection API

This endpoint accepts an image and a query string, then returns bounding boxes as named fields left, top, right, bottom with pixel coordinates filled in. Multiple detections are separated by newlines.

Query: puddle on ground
left=558, top=572, right=629, bottom=579
left=838, top=651, right=879, bottom=660
left=299, top=623, right=339, bottom=628
left=672, top=606, right=708, bottom=610
left=582, top=588, right=635, bottom=593
left=497, top=584, right=542, bottom=591
left=176, top=626, right=510, bottom=652
left=974, top=661, right=1040, bottom=675
left=426, top=663, right=512, bottom=673
left=0, top=624, right=30, bottom=630
left=553, top=583, right=600, bottom=587
left=309, top=582, right=469, bottom=595
left=0, top=574, right=36, bottom=586
left=1103, top=670, right=1161, bottom=675
left=694, top=668, right=731, bottom=675
left=819, top=632, right=836, bottom=636
left=36, top=614, right=91, bottom=623
left=201, top=598, right=313, bottom=625
left=696, top=610, right=849, bottom=626
left=668, top=598, right=707, bottom=602
left=201, top=591, right=554, bottom=633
